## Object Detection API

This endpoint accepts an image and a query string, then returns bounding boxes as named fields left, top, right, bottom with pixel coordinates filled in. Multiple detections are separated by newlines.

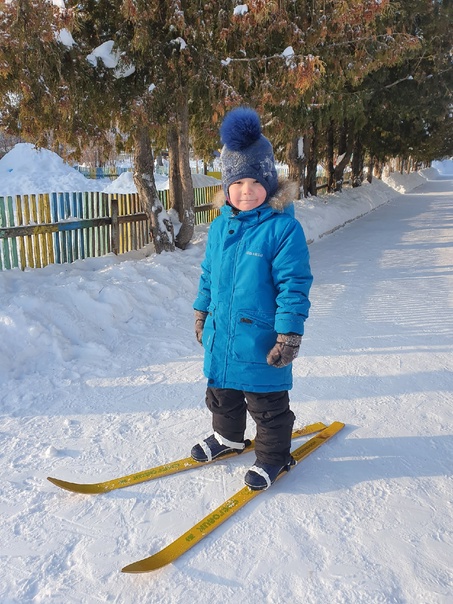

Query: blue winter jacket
left=194, top=181, right=313, bottom=393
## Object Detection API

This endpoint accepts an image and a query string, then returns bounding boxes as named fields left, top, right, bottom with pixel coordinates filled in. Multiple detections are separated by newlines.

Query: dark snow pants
left=205, top=387, right=295, bottom=466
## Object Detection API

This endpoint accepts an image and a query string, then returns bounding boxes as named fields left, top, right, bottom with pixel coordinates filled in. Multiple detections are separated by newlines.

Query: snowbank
left=102, top=170, right=170, bottom=193
left=381, top=166, right=438, bottom=193
left=0, top=143, right=104, bottom=195
left=296, top=178, right=398, bottom=244
left=432, top=158, right=453, bottom=174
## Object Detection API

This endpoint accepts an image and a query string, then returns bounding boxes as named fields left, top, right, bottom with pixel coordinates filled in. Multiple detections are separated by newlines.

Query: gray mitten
left=194, top=310, right=208, bottom=345
left=267, top=333, right=302, bottom=368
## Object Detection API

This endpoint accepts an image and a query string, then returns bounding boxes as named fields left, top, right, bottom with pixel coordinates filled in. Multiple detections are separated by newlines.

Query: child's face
left=228, top=178, right=267, bottom=211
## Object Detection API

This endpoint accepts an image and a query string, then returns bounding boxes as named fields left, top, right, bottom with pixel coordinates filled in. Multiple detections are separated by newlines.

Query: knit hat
left=220, top=107, right=278, bottom=201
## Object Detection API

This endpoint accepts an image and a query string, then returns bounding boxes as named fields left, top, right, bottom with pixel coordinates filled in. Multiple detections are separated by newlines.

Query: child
left=191, top=107, right=313, bottom=490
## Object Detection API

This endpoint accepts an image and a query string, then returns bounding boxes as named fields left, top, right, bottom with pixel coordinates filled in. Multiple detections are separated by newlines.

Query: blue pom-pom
left=220, top=107, right=262, bottom=151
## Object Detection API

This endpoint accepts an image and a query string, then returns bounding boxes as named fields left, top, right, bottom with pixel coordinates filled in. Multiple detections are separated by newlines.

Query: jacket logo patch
left=246, top=251, right=263, bottom=257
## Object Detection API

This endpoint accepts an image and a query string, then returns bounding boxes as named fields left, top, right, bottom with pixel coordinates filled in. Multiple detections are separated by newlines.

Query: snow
left=87, top=41, right=118, bottom=69
left=190, top=172, right=222, bottom=188
left=172, top=37, right=187, bottom=50
left=102, top=170, right=169, bottom=193
left=56, top=28, right=75, bottom=48
left=433, top=158, right=453, bottom=175
left=0, top=143, right=103, bottom=196
left=297, top=136, right=304, bottom=160
left=1, top=155, right=452, bottom=603
left=282, top=46, right=296, bottom=68
left=86, top=40, right=135, bottom=79
left=381, top=168, right=437, bottom=193
left=233, top=5, right=249, bottom=16
left=282, top=46, right=295, bottom=58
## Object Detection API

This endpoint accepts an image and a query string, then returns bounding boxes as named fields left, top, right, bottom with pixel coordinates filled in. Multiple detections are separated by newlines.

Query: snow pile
left=0, top=143, right=104, bottom=196
left=102, top=170, right=138, bottom=193
left=102, top=170, right=170, bottom=193
left=382, top=168, right=433, bottom=193
left=432, top=158, right=453, bottom=174
left=296, top=178, right=397, bottom=244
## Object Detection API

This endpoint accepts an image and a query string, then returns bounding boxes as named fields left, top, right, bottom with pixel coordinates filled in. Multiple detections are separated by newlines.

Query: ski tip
left=47, top=476, right=82, bottom=493
left=321, top=421, right=345, bottom=435
left=121, top=558, right=163, bottom=574
left=331, top=421, right=346, bottom=430
left=121, top=563, right=144, bottom=574
left=47, top=476, right=66, bottom=488
left=47, top=476, right=107, bottom=494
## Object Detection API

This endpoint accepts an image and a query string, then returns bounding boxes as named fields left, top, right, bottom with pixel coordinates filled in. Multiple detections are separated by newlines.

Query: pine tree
left=0, top=0, right=111, bottom=152
left=1, top=2, right=218, bottom=250
left=359, top=1, right=453, bottom=169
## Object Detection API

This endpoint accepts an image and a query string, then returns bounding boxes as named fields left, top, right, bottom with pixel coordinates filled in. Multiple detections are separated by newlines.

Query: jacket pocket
left=202, top=307, right=216, bottom=352
left=232, top=311, right=276, bottom=364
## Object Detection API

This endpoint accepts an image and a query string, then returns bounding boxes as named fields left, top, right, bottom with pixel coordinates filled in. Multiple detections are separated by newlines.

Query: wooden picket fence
left=0, top=186, right=221, bottom=271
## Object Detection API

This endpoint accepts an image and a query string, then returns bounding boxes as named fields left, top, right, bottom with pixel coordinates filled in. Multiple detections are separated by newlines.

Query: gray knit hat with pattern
left=220, top=107, right=278, bottom=200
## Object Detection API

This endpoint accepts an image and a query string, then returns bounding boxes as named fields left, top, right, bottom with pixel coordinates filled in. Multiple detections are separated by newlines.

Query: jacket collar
left=220, top=201, right=274, bottom=224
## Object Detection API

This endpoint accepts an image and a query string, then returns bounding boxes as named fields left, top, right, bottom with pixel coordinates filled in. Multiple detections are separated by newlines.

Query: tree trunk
left=333, top=120, right=353, bottom=192
left=303, top=124, right=318, bottom=197
left=167, top=122, right=183, bottom=231
left=326, top=120, right=335, bottom=193
left=351, top=134, right=364, bottom=187
left=133, top=122, right=175, bottom=254
left=373, top=158, right=384, bottom=179
left=366, top=157, right=373, bottom=183
left=286, top=136, right=305, bottom=199
left=167, top=97, right=195, bottom=250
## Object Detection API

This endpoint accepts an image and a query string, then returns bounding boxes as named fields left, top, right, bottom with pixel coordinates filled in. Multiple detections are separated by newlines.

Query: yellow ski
left=47, top=422, right=327, bottom=495
left=122, top=421, right=344, bottom=573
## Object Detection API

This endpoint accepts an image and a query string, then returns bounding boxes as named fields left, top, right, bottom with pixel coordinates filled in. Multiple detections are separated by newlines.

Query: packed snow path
left=0, top=177, right=452, bottom=603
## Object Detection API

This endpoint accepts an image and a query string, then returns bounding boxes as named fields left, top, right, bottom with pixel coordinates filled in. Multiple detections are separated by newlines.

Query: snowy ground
left=0, top=162, right=452, bottom=603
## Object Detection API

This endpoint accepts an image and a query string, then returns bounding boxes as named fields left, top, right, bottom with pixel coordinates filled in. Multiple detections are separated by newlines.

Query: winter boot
left=244, top=457, right=296, bottom=491
left=191, top=432, right=246, bottom=462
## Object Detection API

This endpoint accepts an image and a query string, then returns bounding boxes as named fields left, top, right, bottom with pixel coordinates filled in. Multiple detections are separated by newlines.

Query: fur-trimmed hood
left=212, top=178, right=299, bottom=212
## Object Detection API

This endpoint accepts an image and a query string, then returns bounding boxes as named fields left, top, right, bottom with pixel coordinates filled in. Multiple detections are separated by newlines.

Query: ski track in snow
left=0, top=176, right=452, bottom=603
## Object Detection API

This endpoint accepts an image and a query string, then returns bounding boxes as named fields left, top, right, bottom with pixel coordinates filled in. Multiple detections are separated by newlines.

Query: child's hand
left=194, top=310, right=208, bottom=345
left=267, top=334, right=302, bottom=368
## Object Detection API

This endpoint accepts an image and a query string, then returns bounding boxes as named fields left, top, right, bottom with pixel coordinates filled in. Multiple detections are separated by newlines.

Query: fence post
left=111, top=198, right=119, bottom=254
